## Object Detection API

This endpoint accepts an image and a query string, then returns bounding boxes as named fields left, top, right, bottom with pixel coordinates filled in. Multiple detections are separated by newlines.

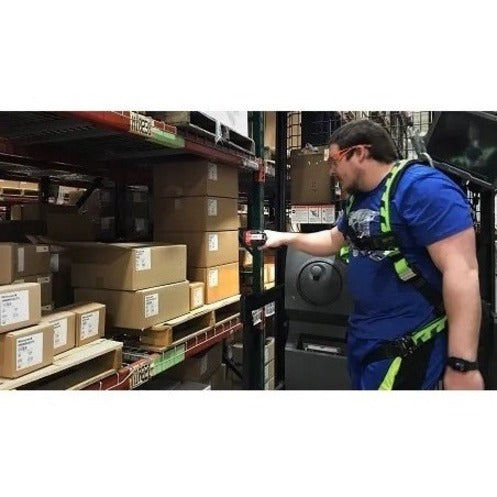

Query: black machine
left=284, top=247, right=352, bottom=389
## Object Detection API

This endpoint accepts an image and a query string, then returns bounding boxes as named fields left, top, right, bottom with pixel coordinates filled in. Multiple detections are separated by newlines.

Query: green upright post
left=243, top=111, right=265, bottom=389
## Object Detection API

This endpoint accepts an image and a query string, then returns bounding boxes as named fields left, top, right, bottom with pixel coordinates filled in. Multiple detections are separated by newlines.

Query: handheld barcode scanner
left=243, top=230, right=268, bottom=249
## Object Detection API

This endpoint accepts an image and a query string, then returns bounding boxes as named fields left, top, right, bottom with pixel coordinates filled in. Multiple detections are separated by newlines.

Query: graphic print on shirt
left=347, top=209, right=387, bottom=262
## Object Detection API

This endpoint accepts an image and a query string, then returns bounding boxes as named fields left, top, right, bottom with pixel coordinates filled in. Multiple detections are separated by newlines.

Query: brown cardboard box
left=41, top=310, right=76, bottom=355
left=166, top=342, right=223, bottom=383
left=0, top=321, right=54, bottom=379
left=155, top=231, right=239, bottom=268
left=290, top=146, right=332, bottom=205
left=13, top=274, right=52, bottom=306
left=189, top=263, right=239, bottom=304
left=231, top=337, right=275, bottom=366
left=153, top=197, right=239, bottom=233
left=58, top=302, right=106, bottom=347
left=154, top=160, right=238, bottom=199
left=0, top=243, right=51, bottom=284
left=69, top=243, right=186, bottom=291
left=0, top=282, right=41, bottom=334
left=11, top=204, right=97, bottom=241
left=74, top=281, right=190, bottom=330
left=189, top=282, right=205, bottom=310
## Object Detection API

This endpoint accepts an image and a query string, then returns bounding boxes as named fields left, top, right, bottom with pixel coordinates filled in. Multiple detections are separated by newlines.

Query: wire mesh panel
left=286, top=111, right=434, bottom=159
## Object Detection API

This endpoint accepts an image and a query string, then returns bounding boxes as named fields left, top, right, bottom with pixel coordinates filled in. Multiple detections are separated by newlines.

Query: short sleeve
left=395, top=168, right=474, bottom=247
left=336, top=212, right=347, bottom=235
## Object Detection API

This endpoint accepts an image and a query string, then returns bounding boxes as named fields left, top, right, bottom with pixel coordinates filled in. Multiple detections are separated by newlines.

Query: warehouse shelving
left=0, top=110, right=276, bottom=390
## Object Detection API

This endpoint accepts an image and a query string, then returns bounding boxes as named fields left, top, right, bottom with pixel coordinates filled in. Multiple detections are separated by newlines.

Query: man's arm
left=427, top=227, right=484, bottom=389
left=263, top=227, right=346, bottom=257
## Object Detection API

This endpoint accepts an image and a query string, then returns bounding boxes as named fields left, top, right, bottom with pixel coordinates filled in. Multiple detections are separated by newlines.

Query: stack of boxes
left=154, top=160, right=240, bottom=304
left=0, top=242, right=53, bottom=313
left=0, top=242, right=107, bottom=379
left=69, top=243, right=190, bottom=331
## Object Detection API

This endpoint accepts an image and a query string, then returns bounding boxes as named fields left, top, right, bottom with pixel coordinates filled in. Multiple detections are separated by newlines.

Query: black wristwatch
left=447, top=356, right=479, bottom=372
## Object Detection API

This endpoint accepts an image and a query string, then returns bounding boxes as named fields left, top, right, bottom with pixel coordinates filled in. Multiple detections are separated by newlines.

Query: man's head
left=328, top=119, right=398, bottom=193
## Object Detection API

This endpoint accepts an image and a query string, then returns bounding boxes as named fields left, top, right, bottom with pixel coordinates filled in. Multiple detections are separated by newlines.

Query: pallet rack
left=0, top=110, right=280, bottom=390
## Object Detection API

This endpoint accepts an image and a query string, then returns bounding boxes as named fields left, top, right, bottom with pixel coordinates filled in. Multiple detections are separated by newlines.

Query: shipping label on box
left=207, top=198, right=218, bottom=217
left=0, top=290, right=29, bottom=327
left=80, top=311, right=100, bottom=341
left=192, top=287, right=204, bottom=308
left=208, top=234, right=219, bottom=252
left=135, top=248, right=152, bottom=271
left=208, top=163, right=218, bottom=181
left=208, top=269, right=219, bottom=288
left=16, top=332, right=43, bottom=371
left=52, top=317, right=68, bottom=349
left=144, top=293, right=159, bottom=318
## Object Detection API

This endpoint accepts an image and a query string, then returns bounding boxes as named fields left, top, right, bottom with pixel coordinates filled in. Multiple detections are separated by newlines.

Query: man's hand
left=443, top=368, right=484, bottom=390
left=262, top=230, right=292, bottom=249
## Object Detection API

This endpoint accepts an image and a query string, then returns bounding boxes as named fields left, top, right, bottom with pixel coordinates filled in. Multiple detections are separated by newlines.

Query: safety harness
left=339, top=159, right=448, bottom=389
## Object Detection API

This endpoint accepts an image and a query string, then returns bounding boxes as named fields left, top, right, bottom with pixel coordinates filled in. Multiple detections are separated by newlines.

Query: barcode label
left=193, top=287, right=204, bottom=308
left=135, top=248, right=152, bottom=271
left=16, top=333, right=43, bottom=371
left=130, top=112, right=153, bottom=137
left=17, top=247, right=25, bottom=273
left=53, top=318, right=68, bottom=349
left=80, top=311, right=99, bottom=341
left=144, top=293, right=159, bottom=318
left=207, top=198, right=217, bottom=216
left=208, top=234, right=219, bottom=252
left=0, top=290, right=29, bottom=327
left=264, top=302, right=276, bottom=318
left=208, top=269, right=219, bottom=288
left=208, top=163, right=218, bottom=181
left=36, top=245, right=49, bottom=253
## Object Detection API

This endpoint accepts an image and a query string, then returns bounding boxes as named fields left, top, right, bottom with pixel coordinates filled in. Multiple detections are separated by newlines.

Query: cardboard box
left=155, top=231, right=239, bottom=268
left=154, top=160, right=239, bottom=199
left=0, top=321, right=54, bottom=379
left=0, top=243, right=51, bottom=284
left=290, top=146, right=332, bottom=205
left=13, top=274, right=53, bottom=306
left=189, top=282, right=205, bottom=310
left=264, top=263, right=275, bottom=284
left=0, top=282, right=41, bottom=334
left=231, top=337, right=275, bottom=366
left=11, top=204, right=97, bottom=241
left=166, top=342, right=223, bottom=383
left=69, top=243, right=186, bottom=291
left=189, top=263, right=239, bottom=304
left=153, top=197, right=239, bottom=233
left=58, top=302, right=106, bottom=347
left=41, top=310, right=76, bottom=355
left=74, top=281, right=190, bottom=330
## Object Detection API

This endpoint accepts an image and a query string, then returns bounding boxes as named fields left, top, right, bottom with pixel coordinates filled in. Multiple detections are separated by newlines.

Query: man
left=264, top=119, right=484, bottom=390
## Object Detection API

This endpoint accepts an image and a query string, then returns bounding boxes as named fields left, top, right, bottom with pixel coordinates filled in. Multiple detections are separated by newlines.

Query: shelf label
left=130, top=361, right=151, bottom=389
left=252, top=308, right=263, bottom=326
left=130, top=112, right=153, bottom=138
left=264, top=302, right=275, bottom=318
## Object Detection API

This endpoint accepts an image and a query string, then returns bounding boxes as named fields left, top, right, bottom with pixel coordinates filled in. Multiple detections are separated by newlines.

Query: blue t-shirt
left=337, top=163, right=473, bottom=387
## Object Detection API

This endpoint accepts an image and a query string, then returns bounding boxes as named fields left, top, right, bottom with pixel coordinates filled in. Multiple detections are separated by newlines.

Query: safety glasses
left=328, top=144, right=371, bottom=168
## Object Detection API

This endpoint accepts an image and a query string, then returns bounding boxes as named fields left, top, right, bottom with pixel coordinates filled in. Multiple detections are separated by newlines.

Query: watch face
left=453, top=359, right=466, bottom=372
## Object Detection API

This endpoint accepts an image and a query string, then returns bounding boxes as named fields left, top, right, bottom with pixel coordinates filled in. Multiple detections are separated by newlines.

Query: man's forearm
left=443, top=267, right=481, bottom=360
left=283, top=230, right=338, bottom=256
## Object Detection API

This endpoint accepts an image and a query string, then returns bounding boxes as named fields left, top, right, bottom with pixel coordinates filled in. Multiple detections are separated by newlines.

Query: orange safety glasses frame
left=328, top=144, right=371, bottom=167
